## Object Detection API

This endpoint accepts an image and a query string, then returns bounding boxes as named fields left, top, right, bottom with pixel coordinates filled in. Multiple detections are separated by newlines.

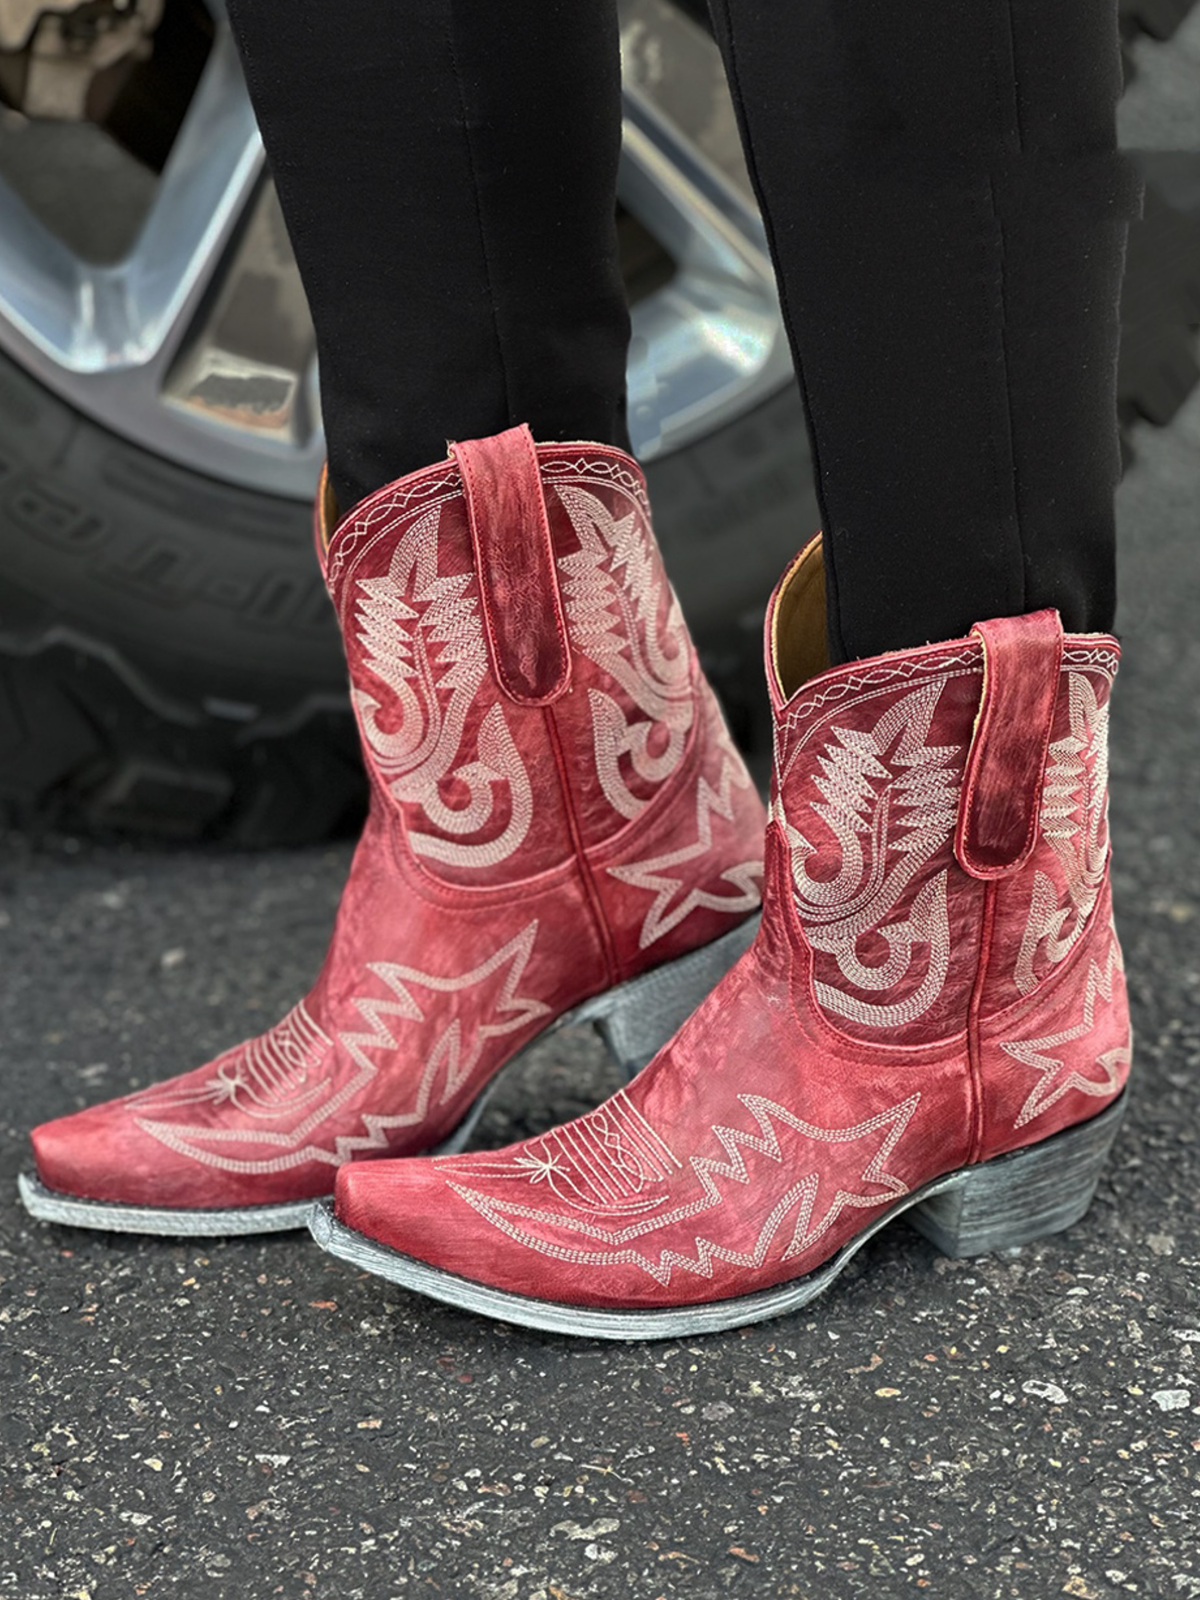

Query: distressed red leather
left=28, top=430, right=765, bottom=1216
left=453, top=428, right=571, bottom=706
left=333, top=537, right=1129, bottom=1312
left=956, top=610, right=1064, bottom=878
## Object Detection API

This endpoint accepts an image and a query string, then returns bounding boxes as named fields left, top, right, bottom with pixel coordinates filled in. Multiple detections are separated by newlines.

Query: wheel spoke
left=620, top=88, right=792, bottom=458
left=0, top=0, right=790, bottom=495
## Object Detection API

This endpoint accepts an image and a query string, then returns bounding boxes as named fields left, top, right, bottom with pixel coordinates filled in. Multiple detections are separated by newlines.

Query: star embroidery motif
left=514, top=1150, right=568, bottom=1186
left=1002, top=942, right=1127, bottom=1127
left=210, top=1064, right=248, bottom=1104
left=608, top=742, right=761, bottom=949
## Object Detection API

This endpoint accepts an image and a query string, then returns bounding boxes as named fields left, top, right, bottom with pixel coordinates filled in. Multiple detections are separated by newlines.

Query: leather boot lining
left=772, top=535, right=828, bottom=700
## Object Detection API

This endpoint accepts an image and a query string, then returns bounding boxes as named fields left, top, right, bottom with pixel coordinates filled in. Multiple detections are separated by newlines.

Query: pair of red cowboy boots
left=22, top=427, right=1129, bottom=1339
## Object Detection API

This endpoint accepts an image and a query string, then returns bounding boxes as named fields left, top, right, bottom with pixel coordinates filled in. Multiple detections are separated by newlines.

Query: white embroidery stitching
left=132, top=923, right=550, bottom=1174
left=127, top=1001, right=334, bottom=1122
left=779, top=649, right=982, bottom=746
left=326, top=472, right=463, bottom=585
left=349, top=501, right=532, bottom=867
left=776, top=643, right=1116, bottom=748
left=441, top=1092, right=919, bottom=1286
left=1002, top=937, right=1126, bottom=1127
left=1015, top=672, right=1111, bottom=993
left=556, top=482, right=694, bottom=819
left=449, top=1086, right=682, bottom=1217
left=608, top=728, right=761, bottom=949
left=779, top=680, right=961, bottom=1029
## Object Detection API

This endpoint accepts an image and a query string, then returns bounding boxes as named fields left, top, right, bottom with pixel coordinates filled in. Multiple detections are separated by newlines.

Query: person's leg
left=706, top=0, right=1141, bottom=662
left=224, top=0, right=632, bottom=515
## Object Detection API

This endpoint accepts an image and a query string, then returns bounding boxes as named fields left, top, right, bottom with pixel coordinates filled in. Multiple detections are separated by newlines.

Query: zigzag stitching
left=1002, top=937, right=1127, bottom=1127
left=445, top=1091, right=920, bottom=1286
left=778, top=647, right=1118, bottom=748
left=329, top=457, right=655, bottom=587
left=607, top=737, right=762, bottom=948
left=779, top=652, right=982, bottom=738
left=329, top=923, right=551, bottom=1161
left=1061, top=646, right=1120, bottom=674
left=540, top=457, right=647, bottom=499
left=134, top=923, right=550, bottom=1174
left=326, top=477, right=463, bottom=584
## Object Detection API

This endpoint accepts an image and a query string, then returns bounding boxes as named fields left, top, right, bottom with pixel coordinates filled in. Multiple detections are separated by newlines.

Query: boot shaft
left=766, top=539, right=1122, bottom=1059
left=317, top=427, right=765, bottom=974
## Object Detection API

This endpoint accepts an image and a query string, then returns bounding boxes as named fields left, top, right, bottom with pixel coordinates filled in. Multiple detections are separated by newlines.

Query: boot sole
left=306, top=1091, right=1126, bottom=1341
left=16, top=916, right=759, bottom=1237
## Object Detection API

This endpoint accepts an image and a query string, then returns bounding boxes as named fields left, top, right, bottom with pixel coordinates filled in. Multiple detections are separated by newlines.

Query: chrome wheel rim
left=0, top=0, right=791, bottom=500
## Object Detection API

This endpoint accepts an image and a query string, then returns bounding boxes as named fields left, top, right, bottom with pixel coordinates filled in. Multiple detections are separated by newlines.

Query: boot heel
left=908, top=1093, right=1126, bottom=1258
left=577, top=916, right=759, bottom=1080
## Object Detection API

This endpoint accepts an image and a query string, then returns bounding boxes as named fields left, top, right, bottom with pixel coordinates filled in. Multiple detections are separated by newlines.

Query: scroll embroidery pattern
left=1015, top=672, right=1110, bottom=994
left=556, top=483, right=694, bottom=820
left=350, top=502, right=532, bottom=868
left=778, top=681, right=961, bottom=1029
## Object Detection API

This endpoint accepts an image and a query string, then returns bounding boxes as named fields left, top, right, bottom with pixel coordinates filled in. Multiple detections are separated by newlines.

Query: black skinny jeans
left=224, top=0, right=1140, bottom=662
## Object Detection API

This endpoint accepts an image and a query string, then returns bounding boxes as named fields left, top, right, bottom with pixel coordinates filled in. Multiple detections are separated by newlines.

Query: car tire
left=0, top=344, right=816, bottom=843
left=1, top=0, right=1196, bottom=845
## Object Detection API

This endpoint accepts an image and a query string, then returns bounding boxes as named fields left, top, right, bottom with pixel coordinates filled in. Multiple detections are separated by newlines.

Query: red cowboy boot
left=20, top=427, right=765, bottom=1235
left=312, top=535, right=1130, bottom=1338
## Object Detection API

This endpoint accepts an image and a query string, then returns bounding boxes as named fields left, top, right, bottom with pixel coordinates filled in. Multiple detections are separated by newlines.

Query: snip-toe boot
left=21, top=427, right=766, bottom=1234
left=312, top=535, right=1130, bottom=1338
